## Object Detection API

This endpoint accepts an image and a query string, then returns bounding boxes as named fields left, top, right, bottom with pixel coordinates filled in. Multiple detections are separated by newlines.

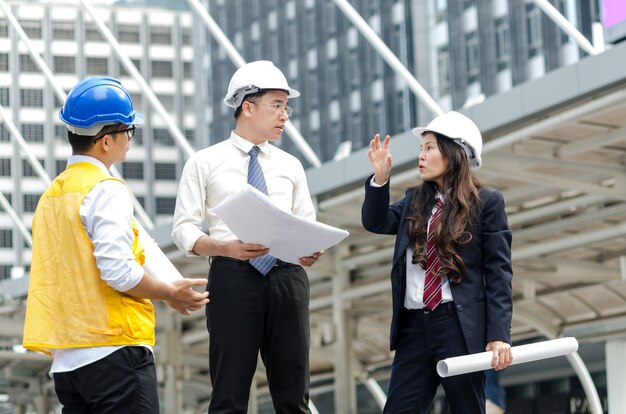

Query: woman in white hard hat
left=361, top=111, right=513, bottom=414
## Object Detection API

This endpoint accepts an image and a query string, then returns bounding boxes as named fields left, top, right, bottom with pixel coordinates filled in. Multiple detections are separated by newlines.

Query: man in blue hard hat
left=23, top=76, right=210, bottom=413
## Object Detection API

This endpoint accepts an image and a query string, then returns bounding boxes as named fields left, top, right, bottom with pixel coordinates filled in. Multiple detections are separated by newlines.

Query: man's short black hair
left=234, top=90, right=268, bottom=119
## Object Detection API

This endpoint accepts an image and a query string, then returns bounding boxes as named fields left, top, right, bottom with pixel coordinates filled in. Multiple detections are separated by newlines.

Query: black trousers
left=383, top=303, right=486, bottom=414
left=53, top=346, right=159, bottom=414
left=206, top=257, right=310, bottom=414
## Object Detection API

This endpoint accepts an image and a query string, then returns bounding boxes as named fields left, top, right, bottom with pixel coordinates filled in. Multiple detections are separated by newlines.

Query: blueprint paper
left=211, top=185, right=349, bottom=264
left=138, top=223, right=184, bottom=284
left=437, top=337, right=579, bottom=377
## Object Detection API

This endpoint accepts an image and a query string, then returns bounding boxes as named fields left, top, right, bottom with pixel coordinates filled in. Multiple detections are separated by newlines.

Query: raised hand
left=368, top=134, right=392, bottom=185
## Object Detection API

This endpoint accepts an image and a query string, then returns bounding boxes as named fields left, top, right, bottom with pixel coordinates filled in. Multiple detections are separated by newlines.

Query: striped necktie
left=247, top=146, right=277, bottom=275
left=423, top=198, right=443, bottom=310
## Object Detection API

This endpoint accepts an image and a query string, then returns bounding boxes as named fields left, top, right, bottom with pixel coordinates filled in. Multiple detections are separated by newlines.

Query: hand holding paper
left=437, top=337, right=579, bottom=377
left=211, top=186, right=349, bottom=264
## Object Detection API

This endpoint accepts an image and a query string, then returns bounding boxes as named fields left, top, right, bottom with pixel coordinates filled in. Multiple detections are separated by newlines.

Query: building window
left=437, top=45, right=450, bottom=96
left=556, top=0, right=570, bottom=45
left=435, top=0, right=447, bottom=23
left=0, top=21, right=7, bottom=38
left=23, top=194, right=41, bottom=212
left=157, top=94, right=174, bottom=112
left=55, top=159, right=66, bottom=175
left=21, top=20, right=41, bottom=39
left=21, top=124, right=44, bottom=142
left=465, top=31, right=480, bottom=84
left=20, top=89, right=44, bottom=108
left=325, top=2, right=337, bottom=34
left=151, top=60, right=173, bottom=78
left=156, top=197, right=176, bottom=215
left=495, top=17, right=511, bottom=72
left=0, top=229, right=12, bottom=248
left=155, top=163, right=177, bottom=180
left=183, top=61, right=193, bottom=79
left=150, top=27, right=172, bottom=44
left=86, top=57, right=108, bottom=75
left=20, top=54, right=38, bottom=73
left=55, top=125, right=67, bottom=141
left=349, top=49, right=360, bottom=88
left=154, top=129, right=174, bottom=146
left=118, top=25, right=140, bottom=43
left=182, top=28, right=192, bottom=45
left=119, top=59, right=141, bottom=77
left=132, top=128, right=143, bottom=146
left=287, top=20, right=297, bottom=57
left=0, top=265, right=11, bottom=281
left=328, top=60, right=339, bottom=98
left=0, top=158, right=10, bottom=176
left=52, top=22, right=74, bottom=40
left=526, top=3, right=543, bottom=58
left=184, top=129, right=195, bottom=145
left=0, top=125, right=9, bottom=142
left=22, top=159, right=44, bottom=177
left=0, top=53, right=8, bottom=72
left=54, top=56, right=75, bottom=73
left=351, top=112, right=362, bottom=147
left=0, top=87, right=9, bottom=106
left=85, top=28, right=103, bottom=42
left=305, top=9, right=316, bottom=46
left=121, top=162, right=144, bottom=179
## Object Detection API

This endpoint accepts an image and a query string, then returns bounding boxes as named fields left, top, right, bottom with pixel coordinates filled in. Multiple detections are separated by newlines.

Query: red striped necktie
left=423, top=198, right=443, bottom=310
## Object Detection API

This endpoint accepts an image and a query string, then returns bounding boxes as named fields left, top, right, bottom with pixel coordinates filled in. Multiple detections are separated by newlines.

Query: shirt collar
left=229, top=131, right=270, bottom=156
left=67, top=155, right=110, bottom=176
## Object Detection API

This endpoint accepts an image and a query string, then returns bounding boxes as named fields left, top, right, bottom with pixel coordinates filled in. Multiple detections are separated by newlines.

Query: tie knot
left=249, top=146, right=260, bottom=158
left=435, top=197, right=443, bottom=209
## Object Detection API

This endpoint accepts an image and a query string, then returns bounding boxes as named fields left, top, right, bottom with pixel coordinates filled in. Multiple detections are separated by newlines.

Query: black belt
left=404, top=301, right=456, bottom=315
left=210, top=256, right=293, bottom=268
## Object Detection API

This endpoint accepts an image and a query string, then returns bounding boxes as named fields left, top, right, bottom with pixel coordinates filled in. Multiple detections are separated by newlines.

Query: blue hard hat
left=59, top=77, right=144, bottom=136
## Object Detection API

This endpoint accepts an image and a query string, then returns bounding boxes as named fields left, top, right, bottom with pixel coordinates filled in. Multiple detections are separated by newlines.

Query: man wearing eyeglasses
left=23, top=77, right=209, bottom=413
left=172, top=61, right=322, bottom=413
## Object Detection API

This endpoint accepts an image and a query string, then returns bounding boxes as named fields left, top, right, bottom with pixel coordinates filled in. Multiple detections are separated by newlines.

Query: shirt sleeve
left=171, top=156, right=211, bottom=255
left=291, top=160, right=316, bottom=221
left=80, top=179, right=144, bottom=292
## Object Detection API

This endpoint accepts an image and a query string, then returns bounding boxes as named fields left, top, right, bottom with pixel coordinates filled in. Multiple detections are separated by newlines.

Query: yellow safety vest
left=23, top=162, right=154, bottom=355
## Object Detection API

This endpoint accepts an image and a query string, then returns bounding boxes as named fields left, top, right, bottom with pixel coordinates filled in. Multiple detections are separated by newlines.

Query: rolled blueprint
left=138, top=224, right=183, bottom=284
left=437, top=337, right=579, bottom=377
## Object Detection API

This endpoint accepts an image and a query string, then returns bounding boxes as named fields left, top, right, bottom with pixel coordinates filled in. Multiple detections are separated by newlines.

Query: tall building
left=0, top=1, right=208, bottom=281
left=204, top=0, right=601, bottom=167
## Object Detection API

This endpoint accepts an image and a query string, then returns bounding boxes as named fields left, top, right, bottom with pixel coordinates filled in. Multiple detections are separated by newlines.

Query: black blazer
left=361, top=176, right=513, bottom=353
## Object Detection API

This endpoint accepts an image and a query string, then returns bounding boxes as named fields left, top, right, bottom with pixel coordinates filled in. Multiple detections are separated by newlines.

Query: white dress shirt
left=50, top=155, right=149, bottom=376
left=404, top=194, right=453, bottom=309
left=368, top=178, right=452, bottom=309
left=172, top=132, right=316, bottom=255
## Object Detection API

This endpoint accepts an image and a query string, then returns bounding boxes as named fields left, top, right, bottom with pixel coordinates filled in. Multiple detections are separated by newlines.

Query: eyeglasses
left=93, top=125, right=136, bottom=143
left=252, top=102, right=293, bottom=117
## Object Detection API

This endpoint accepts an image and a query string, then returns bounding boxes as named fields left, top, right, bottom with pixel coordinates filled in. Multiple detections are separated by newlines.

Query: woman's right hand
left=368, top=134, right=392, bottom=185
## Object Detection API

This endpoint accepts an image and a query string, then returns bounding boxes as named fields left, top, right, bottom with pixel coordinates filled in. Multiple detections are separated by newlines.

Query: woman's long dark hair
left=406, top=132, right=482, bottom=283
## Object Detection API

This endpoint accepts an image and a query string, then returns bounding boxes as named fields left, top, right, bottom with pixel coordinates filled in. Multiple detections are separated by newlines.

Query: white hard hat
left=412, top=111, right=483, bottom=170
left=224, top=60, right=300, bottom=108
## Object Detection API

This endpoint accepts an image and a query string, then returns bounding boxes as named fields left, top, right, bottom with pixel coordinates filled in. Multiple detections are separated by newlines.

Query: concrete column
left=332, top=246, right=356, bottom=413
left=34, top=395, right=48, bottom=414
left=606, top=338, right=626, bottom=413
left=162, top=308, right=183, bottom=414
